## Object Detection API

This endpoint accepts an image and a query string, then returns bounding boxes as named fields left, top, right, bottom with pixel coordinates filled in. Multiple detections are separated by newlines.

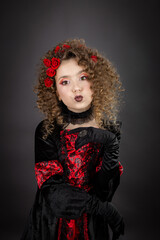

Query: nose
left=72, top=82, right=82, bottom=93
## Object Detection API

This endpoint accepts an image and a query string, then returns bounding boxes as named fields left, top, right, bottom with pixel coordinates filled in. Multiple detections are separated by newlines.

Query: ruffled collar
left=60, top=101, right=94, bottom=125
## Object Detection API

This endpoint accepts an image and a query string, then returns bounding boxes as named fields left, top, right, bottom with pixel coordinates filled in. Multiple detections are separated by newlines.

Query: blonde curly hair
left=34, top=38, right=124, bottom=139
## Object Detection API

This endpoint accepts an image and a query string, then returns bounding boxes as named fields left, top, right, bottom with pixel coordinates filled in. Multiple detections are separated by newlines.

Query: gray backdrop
left=1, top=0, right=160, bottom=239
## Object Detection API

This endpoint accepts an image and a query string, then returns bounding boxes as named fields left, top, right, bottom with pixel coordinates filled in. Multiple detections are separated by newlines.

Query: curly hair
left=34, top=38, right=124, bottom=139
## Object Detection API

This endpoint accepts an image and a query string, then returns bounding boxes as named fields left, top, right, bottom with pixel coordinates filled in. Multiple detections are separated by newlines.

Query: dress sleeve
left=34, top=121, right=64, bottom=189
left=94, top=121, right=124, bottom=202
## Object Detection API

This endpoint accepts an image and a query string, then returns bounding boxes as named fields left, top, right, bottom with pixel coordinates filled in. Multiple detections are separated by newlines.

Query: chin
left=71, top=106, right=91, bottom=113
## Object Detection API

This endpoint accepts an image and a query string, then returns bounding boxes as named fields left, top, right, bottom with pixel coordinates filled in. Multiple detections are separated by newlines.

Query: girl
left=21, top=38, right=124, bottom=240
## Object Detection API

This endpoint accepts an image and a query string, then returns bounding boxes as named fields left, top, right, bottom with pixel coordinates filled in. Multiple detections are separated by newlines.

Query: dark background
left=1, top=0, right=160, bottom=239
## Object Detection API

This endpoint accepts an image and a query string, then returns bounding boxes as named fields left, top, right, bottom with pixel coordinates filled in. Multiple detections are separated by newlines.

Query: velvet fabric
left=21, top=120, right=123, bottom=240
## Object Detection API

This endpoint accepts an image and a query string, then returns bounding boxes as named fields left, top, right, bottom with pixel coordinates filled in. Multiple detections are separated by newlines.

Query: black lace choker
left=60, top=101, right=94, bottom=125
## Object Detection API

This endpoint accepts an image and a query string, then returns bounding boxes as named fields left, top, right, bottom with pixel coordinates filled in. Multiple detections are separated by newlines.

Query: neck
left=66, top=119, right=99, bottom=130
left=60, top=101, right=94, bottom=125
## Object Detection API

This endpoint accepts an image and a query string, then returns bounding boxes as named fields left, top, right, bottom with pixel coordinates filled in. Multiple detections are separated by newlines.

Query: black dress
left=21, top=120, right=123, bottom=240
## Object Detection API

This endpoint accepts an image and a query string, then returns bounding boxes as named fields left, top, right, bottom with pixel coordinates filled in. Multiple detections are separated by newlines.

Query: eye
left=80, top=75, right=88, bottom=81
left=60, top=80, right=70, bottom=85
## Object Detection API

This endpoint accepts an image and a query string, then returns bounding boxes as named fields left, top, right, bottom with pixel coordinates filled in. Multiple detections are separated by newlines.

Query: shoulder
left=35, top=120, right=45, bottom=139
left=35, top=119, right=63, bottom=143
left=102, top=120, right=122, bottom=142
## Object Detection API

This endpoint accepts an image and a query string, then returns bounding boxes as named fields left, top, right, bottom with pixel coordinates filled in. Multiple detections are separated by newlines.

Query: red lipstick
left=74, top=95, right=83, bottom=102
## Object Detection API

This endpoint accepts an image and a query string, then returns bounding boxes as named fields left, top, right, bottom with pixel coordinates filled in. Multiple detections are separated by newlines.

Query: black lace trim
left=59, top=101, right=94, bottom=125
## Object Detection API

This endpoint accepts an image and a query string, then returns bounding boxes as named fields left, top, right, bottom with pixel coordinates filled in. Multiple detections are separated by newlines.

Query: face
left=55, top=58, right=93, bottom=113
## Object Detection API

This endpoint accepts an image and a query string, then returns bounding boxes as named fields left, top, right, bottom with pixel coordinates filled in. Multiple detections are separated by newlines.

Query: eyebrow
left=58, top=70, right=86, bottom=81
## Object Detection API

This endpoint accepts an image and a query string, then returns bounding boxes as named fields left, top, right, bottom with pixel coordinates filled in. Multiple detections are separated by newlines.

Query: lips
left=74, top=95, right=83, bottom=102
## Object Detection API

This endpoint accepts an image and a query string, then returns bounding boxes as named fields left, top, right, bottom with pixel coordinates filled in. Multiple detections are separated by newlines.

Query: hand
left=108, top=203, right=125, bottom=240
left=86, top=196, right=124, bottom=239
left=112, top=219, right=125, bottom=240
left=42, top=183, right=91, bottom=219
left=42, top=182, right=124, bottom=239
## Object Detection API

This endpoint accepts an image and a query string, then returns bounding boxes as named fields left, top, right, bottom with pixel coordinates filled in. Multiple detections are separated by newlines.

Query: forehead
left=55, top=58, right=84, bottom=78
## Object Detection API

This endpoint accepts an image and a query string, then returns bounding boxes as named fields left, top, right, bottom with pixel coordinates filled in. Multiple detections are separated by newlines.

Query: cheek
left=56, top=86, right=69, bottom=99
left=56, top=82, right=63, bottom=94
left=56, top=84, right=63, bottom=99
left=85, top=82, right=93, bottom=94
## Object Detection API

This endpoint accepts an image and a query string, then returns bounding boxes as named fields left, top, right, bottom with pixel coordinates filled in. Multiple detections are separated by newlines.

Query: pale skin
left=55, top=58, right=99, bottom=130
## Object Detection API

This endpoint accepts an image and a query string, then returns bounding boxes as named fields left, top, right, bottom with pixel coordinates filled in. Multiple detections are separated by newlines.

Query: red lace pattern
left=35, top=160, right=63, bottom=188
left=119, top=161, right=123, bottom=176
left=60, top=130, right=101, bottom=192
left=57, top=130, right=102, bottom=239
left=57, top=213, right=89, bottom=240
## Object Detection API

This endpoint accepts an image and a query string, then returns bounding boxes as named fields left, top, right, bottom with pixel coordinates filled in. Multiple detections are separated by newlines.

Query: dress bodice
left=60, top=128, right=102, bottom=192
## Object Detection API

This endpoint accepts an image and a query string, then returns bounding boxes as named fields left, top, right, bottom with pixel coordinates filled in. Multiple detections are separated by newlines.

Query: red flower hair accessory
left=46, top=68, right=56, bottom=77
left=43, top=57, right=61, bottom=88
left=43, top=44, right=71, bottom=87
left=62, top=44, right=71, bottom=49
left=44, top=78, right=53, bottom=88
left=91, top=55, right=97, bottom=62
left=43, top=58, right=51, bottom=67
left=54, top=46, right=61, bottom=54
left=54, top=44, right=71, bottom=54
left=51, top=58, right=60, bottom=69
